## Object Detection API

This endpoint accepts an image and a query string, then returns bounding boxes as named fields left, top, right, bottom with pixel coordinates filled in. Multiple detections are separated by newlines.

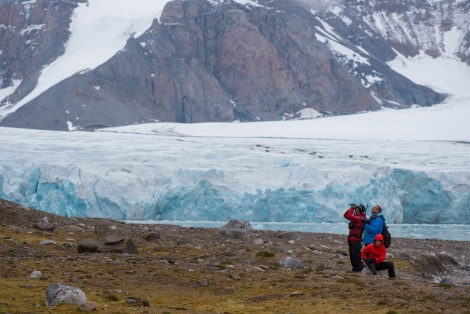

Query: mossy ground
left=1, top=200, right=469, bottom=313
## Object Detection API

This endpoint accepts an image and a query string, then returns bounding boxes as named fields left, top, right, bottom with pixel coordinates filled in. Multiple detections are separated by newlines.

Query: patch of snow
left=20, top=24, right=45, bottom=36
left=0, top=79, right=21, bottom=104
left=296, top=108, right=322, bottom=119
left=3, top=0, right=170, bottom=117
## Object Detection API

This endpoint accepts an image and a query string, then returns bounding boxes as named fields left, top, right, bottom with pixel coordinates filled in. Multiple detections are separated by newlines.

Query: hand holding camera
left=349, top=203, right=368, bottom=214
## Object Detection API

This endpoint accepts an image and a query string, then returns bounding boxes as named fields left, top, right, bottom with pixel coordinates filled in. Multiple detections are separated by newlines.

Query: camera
left=357, top=204, right=367, bottom=213
left=349, top=203, right=367, bottom=213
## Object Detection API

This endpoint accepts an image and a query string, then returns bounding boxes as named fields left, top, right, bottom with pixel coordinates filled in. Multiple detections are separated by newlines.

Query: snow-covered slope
left=1, top=0, right=468, bottom=130
left=0, top=0, right=170, bottom=119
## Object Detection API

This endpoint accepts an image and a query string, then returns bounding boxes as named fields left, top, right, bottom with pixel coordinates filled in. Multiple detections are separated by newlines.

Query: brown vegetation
left=1, top=198, right=469, bottom=313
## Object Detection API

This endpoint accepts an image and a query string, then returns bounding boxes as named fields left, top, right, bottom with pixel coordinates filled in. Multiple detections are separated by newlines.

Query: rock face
left=0, top=0, right=467, bottom=130
left=0, top=0, right=80, bottom=104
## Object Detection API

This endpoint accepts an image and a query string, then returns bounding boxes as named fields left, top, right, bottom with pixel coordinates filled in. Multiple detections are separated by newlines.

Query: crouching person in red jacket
left=361, top=234, right=396, bottom=278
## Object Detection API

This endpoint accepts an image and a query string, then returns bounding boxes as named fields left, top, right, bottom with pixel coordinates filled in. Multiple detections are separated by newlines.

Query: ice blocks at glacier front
left=0, top=127, right=469, bottom=224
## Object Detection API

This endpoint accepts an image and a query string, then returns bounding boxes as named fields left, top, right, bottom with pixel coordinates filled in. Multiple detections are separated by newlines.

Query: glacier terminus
left=1, top=126, right=469, bottom=228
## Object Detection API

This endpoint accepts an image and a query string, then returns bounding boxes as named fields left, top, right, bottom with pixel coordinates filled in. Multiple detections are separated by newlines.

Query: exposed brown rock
left=0, top=0, right=453, bottom=131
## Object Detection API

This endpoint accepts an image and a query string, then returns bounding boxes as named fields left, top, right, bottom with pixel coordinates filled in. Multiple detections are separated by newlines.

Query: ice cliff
left=1, top=127, right=469, bottom=224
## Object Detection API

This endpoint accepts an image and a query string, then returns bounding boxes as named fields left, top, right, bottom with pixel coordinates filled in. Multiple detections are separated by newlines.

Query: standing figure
left=361, top=204, right=384, bottom=246
left=361, top=234, right=396, bottom=278
left=343, top=204, right=367, bottom=272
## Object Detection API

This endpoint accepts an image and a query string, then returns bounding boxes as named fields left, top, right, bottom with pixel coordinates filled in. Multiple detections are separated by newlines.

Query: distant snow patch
left=297, top=108, right=322, bottom=119
left=20, top=24, right=45, bottom=36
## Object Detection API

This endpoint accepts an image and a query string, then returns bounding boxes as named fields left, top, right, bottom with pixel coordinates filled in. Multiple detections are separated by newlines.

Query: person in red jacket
left=343, top=204, right=367, bottom=272
left=361, top=233, right=396, bottom=278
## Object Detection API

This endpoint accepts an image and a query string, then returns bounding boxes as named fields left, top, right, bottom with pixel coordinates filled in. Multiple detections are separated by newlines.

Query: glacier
left=1, top=126, right=469, bottom=225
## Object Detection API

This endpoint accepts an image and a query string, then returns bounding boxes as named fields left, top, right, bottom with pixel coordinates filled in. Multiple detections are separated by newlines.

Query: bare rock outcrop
left=0, top=0, right=453, bottom=131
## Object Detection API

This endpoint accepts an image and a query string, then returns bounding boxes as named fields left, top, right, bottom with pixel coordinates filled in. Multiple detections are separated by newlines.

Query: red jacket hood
left=374, top=234, right=384, bottom=242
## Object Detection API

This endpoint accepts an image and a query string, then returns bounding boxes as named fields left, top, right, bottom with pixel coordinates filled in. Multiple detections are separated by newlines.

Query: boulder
left=32, top=217, right=54, bottom=231
left=215, top=219, right=252, bottom=240
left=77, top=236, right=138, bottom=254
left=45, top=283, right=86, bottom=306
left=279, top=257, right=305, bottom=269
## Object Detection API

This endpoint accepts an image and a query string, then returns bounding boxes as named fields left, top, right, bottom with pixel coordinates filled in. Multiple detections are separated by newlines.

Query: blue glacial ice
left=0, top=127, right=469, bottom=225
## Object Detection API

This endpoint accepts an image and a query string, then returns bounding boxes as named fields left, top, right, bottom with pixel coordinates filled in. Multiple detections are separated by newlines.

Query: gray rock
left=78, top=301, right=98, bottom=311
left=215, top=219, right=252, bottom=240
left=252, top=238, right=264, bottom=245
left=145, top=233, right=161, bottom=242
left=279, top=257, right=305, bottom=269
left=229, top=271, right=241, bottom=280
left=45, top=283, right=86, bottom=306
left=197, top=278, right=211, bottom=286
left=30, top=270, right=42, bottom=278
left=290, top=291, right=304, bottom=297
left=68, top=225, right=84, bottom=232
left=33, top=217, right=54, bottom=231
left=125, top=297, right=149, bottom=307
left=39, top=240, right=56, bottom=246
left=77, top=237, right=138, bottom=254
left=278, top=232, right=301, bottom=240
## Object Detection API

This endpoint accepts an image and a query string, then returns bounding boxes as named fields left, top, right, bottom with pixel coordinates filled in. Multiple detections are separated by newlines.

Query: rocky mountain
left=0, top=0, right=468, bottom=131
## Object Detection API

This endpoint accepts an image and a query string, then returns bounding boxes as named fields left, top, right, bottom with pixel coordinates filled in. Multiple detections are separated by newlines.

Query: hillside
left=2, top=0, right=468, bottom=130
left=1, top=198, right=469, bottom=312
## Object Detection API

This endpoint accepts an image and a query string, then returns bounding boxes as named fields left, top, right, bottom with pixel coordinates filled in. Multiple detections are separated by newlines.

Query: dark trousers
left=348, top=241, right=363, bottom=271
left=366, top=261, right=396, bottom=277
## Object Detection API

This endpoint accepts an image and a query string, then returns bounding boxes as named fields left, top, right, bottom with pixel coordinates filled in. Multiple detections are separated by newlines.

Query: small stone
left=290, top=291, right=304, bottom=297
left=145, top=233, right=160, bottom=241
left=278, top=232, right=301, bottom=240
left=39, top=240, right=56, bottom=246
left=30, top=270, right=42, bottom=278
left=229, top=271, right=241, bottom=280
left=197, top=278, right=210, bottom=286
left=78, top=301, right=98, bottom=311
left=279, top=257, right=304, bottom=269
left=252, top=238, right=264, bottom=245
left=68, top=225, right=84, bottom=232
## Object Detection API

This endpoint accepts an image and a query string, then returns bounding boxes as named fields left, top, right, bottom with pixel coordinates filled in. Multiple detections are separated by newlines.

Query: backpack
left=381, top=220, right=392, bottom=248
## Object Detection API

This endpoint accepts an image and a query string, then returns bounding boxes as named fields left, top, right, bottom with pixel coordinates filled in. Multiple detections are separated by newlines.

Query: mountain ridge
left=0, top=0, right=468, bottom=131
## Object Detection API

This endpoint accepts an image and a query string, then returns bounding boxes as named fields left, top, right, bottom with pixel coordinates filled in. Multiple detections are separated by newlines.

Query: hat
left=374, top=234, right=384, bottom=242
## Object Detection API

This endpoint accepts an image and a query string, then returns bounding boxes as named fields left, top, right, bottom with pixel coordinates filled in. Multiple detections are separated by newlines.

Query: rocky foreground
left=1, top=198, right=469, bottom=313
